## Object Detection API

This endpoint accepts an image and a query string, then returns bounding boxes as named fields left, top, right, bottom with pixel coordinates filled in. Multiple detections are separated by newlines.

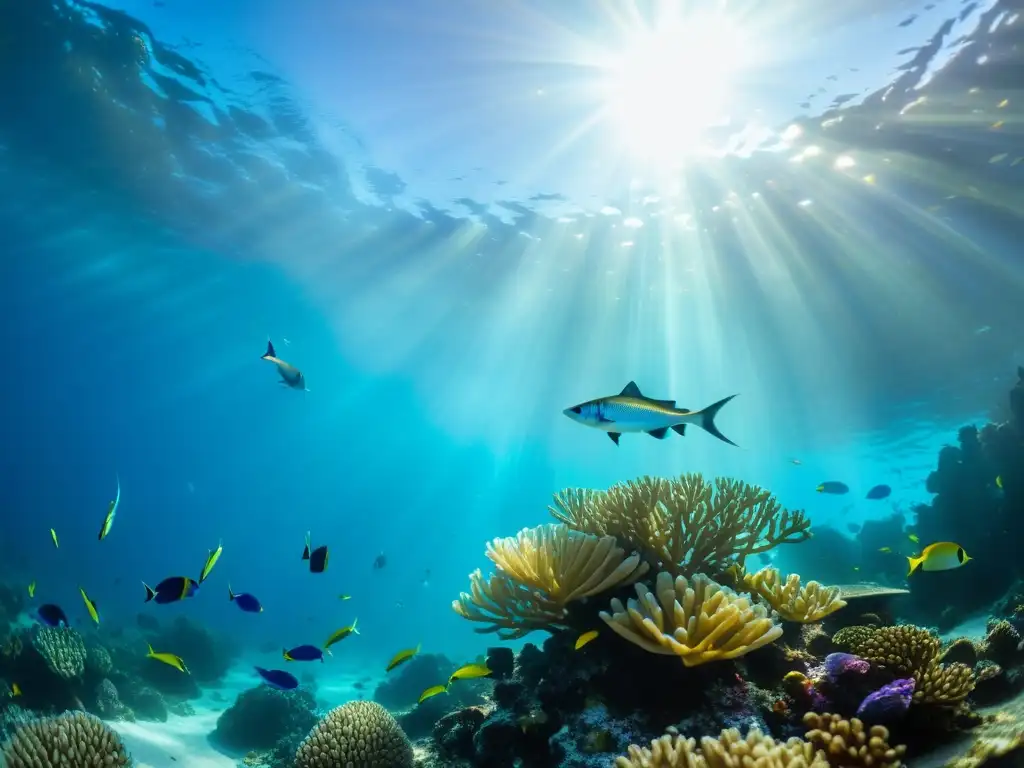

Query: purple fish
left=228, top=586, right=263, bottom=613
left=856, top=678, right=915, bottom=722
left=255, top=666, right=299, bottom=690
left=283, top=644, right=325, bottom=662
left=824, top=652, right=869, bottom=681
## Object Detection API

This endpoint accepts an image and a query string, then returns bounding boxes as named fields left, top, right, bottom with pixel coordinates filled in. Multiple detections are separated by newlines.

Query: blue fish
left=816, top=481, right=850, bottom=495
left=37, top=604, right=68, bottom=628
left=283, top=644, right=327, bottom=662
left=144, top=577, right=198, bottom=605
left=865, top=484, right=892, bottom=500
left=309, top=545, right=328, bottom=574
left=228, top=586, right=263, bottom=613
left=255, top=666, right=299, bottom=690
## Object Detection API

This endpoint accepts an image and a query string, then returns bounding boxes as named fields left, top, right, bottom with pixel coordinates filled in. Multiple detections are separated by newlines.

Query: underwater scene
left=2, top=0, right=1024, bottom=766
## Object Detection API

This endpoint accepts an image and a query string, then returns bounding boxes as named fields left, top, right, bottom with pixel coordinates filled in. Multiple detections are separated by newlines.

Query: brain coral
left=32, top=626, right=86, bottom=679
left=1, top=711, right=132, bottom=767
left=294, top=700, right=413, bottom=768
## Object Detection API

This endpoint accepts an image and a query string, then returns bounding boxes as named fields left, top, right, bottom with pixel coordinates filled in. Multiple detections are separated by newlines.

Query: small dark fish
left=37, top=604, right=68, bottom=628
left=309, top=545, right=328, bottom=574
left=254, top=666, right=299, bottom=690
left=301, top=531, right=311, bottom=561
left=144, top=577, right=198, bottom=604
left=816, top=481, right=850, bottom=495
left=228, top=586, right=263, bottom=613
left=865, top=484, right=892, bottom=500
left=373, top=552, right=387, bottom=570
left=283, top=644, right=327, bottom=662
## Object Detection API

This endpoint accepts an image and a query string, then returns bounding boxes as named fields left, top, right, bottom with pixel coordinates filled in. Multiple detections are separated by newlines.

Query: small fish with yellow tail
left=448, top=663, right=491, bottom=684
left=324, top=619, right=359, bottom=650
left=50, top=529, right=58, bottom=548
left=575, top=630, right=599, bottom=650
left=199, top=540, right=223, bottom=584
left=27, top=582, right=35, bottom=598
left=146, top=644, right=189, bottom=673
left=80, top=588, right=100, bottom=625
left=908, top=533, right=920, bottom=544
left=907, top=542, right=971, bottom=577
left=386, top=644, right=421, bottom=673
left=418, top=684, right=448, bottom=705
left=98, top=475, right=121, bottom=541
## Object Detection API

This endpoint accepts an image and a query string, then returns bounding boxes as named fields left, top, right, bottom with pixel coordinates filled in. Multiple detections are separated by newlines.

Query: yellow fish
left=80, top=588, right=100, bottom=625
left=27, top=582, right=35, bottom=598
left=98, top=475, right=121, bottom=541
left=338, top=594, right=352, bottom=600
left=908, top=534, right=920, bottom=544
left=10, top=683, right=21, bottom=697
left=575, top=630, right=599, bottom=650
left=146, top=643, right=189, bottom=673
left=386, top=644, right=421, bottom=673
left=324, top=619, right=359, bottom=650
left=907, top=542, right=971, bottom=577
left=199, top=539, right=223, bottom=584
left=996, top=475, right=1003, bottom=490
left=852, top=566, right=861, bottom=572
left=448, top=663, right=492, bottom=683
left=50, top=529, right=58, bottom=548
left=418, top=684, right=448, bottom=704
left=878, top=547, right=892, bottom=554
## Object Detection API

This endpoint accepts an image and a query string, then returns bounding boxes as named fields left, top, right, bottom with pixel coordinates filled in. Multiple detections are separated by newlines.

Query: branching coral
left=599, top=571, right=783, bottom=666
left=741, top=566, right=847, bottom=622
left=452, top=524, right=648, bottom=638
left=803, top=713, right=905, bottom=767
left=550, top=473, right=811, bottom=576
left=615, top=726, right=828, bottom=768
left=31, top=626, right=86, bottom=679
left=294, top=701, right=412, bottom=768
left=1, top=711, right=131, bottom=767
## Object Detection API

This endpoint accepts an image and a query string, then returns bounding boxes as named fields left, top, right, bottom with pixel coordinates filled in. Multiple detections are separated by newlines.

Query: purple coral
left=856, top=678, right=915, bottom=723
left=823, top=652, right=869, bottom=682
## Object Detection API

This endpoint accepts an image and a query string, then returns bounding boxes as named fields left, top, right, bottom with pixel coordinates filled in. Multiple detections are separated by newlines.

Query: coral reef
left=803, top=712, right=906, bottom=767
left=294, top=701, right=413, bottom=768
left=741, top=567, right=848, bottom=623
left=615, top=726, right=827, bottom=767
left=213, top=684, right=319, bottom=753
left=32, top=627, right=86, bottom=680
left=1, top=711, right=131, bottom=767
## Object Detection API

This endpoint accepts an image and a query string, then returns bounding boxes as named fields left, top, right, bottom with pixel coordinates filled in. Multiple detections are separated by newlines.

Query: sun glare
left=600, top=11, right=751, bottom=164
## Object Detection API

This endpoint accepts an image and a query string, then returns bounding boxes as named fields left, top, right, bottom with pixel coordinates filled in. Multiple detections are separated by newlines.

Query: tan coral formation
left=599, top=571, right=783, bottom=667
left=549, top=473, right=811, bottom=576
left=1, top=711, right=132, bottom=767
left=741, top=566, right=847, bottom=622
left=294, top=701, right=413, bottom=768
left=803, top=712, right=906, bottom=767
left=615, top=726, right=828, bottom=768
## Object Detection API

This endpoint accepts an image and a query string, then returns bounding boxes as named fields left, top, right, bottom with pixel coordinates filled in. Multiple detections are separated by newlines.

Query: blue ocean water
left=1, top=0, right=1023, bottom=764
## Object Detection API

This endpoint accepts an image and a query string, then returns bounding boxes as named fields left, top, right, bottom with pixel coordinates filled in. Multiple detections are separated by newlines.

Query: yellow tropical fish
left=338, top=594, right=351, bottom=600
left=50, top=529, right=58, bottom=548
left=199, top=539, right=223, bottom=584
left=908, top=534, right=920, bottom=544
left=324, top=619, right=359, bottom=650
left=386, top=644, right=421, bottom=673
left=146, top=643, right=189, bottom=673
left=27, top=582, right=35, bottom=598
left=418, top=684, right=448, bottom=704
left=10, top=683, right=21, bottom=697
left=448, top=663, right=491, bottom=683
left=80, top=588, right=100, bottom=625
left=98, top=475, right=121, bottom=541
left=907, top=542, right=971, bottom=577
left=996, top=475, right=1003, bottom=490
left=575, top=630, right=599, bottom=650
left=878, top=547, right=892, bottom=554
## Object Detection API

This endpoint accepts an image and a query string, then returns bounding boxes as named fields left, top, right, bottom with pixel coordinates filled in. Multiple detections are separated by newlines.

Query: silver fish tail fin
left=695, top=395, right=739, bottom=446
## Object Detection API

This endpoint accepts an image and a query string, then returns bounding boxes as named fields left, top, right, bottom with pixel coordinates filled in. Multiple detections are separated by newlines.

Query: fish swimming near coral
left=37, top=604, right=68, bottom=628
left=98, top=475, right=121, bottom=541
left=562, top=381, right=738, bottom=446
left=228, top=585, right=263, bottom=613
left=27, top=582, right=35, bottom=598
left=324, top=619, right=359, bottom=650
left=418, top=684, right=448, bottom=705
left=283, top=644, right=328, bottom=662
left=199, top=540, right=222, bottom=584
left=386, top=645, right=421, bottom=672
left=816, top=481, right=849, bottom=495
left=261, top=339, right=307, bottom=391
left=9, top=683, right=21, bottom=698
left=448, top=663, right=491, bottom=683
left=79, top=588, right=100, bottom=625
left=574, top=630, right=599, bottom=650
left=308, top=545, right=328, bottom=574
left=146, top=643, right=189, bottom=673
left=865, top=484, right=891, bottom=500
left=144, top=576, right=199, bottom=604
left=907, top=542, right=971, bottom=576
left=254, top=666, right=299, bottom=690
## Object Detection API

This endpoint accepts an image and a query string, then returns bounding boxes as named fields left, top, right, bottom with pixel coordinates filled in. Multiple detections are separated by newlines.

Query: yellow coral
left=915, top=661, right=976, bottom=705
left=294, top=701, right=412, bottom=768
left=615, top=727, right=827, bottom=768
left=599, top=571, right=783, bottom=667
left=803, top=713, right=905, bottom=767
left=550, top=473, right=811, bottom=576
left=741, top=566, right=847, bottom=623
left=452, top=525, right=647, bottom=639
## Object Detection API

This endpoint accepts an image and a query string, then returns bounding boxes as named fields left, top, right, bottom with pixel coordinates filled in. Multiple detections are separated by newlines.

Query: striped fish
left=563, top=381, right=737, bottom=446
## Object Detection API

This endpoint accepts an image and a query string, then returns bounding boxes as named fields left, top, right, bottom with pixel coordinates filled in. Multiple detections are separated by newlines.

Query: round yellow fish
left=907, top=542, right=970, bottom=577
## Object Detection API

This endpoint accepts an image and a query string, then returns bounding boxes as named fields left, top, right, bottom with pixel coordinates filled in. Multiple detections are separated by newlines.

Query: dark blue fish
left=309, top=545, right=328, bottom=574
left=37, top=604, right=68, bottom=627
left=144, top=577, right=199, bottom=604
left=283, top=644, right=326, bottom=662
left=255, top=666, right=299, bottom=690
left=816, top=481, right=850, bottom=495
left=865, top=484, right=892, bottom=500
left=228, top=586, right=263, bottom=613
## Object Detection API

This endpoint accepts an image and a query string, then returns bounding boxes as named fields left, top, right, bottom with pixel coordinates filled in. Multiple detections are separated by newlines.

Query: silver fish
left=261, top=339, right=307, bottom=391
left=563, top=381, right=737, bottom=446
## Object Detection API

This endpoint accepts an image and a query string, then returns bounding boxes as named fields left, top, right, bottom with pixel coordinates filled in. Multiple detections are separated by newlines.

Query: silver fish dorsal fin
left=619, top=381, right=643, bottom=397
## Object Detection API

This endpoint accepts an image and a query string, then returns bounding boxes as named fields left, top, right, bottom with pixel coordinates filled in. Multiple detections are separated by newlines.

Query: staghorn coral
left=803, top=712, right=905, bottom=767
left=32, top=626, right=86, bottom=679
left=550, top=473, right=811, bottom=576
left=615, top=726, right=828, bottom=768
left=452, top=524, right=647, bottom=638
left=742, top=566, right=847, bottom=622
left=1, top=711, right=131, bottom=767
left=599, top=571, right=783, bottom=666
left=294, top=700, right=413, bottom=768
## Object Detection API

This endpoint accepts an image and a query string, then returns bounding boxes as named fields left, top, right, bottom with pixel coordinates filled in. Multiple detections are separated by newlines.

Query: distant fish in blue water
left=37, top=604, right=68, bottom=628
left=563, top=381, right=738, bottom=446
left=80, top=588, right=100, bottom=625
left=373, top=552, right=387, bottom=570
left=261, top=339, right=308, bottom=391
left=816, top=481, right=850, bottom=495
left=865, top=484, right=892, bottom=500
left=255, top=666, right=299, bottom=690
left=228, top=585, right=263, bottom=613
left=283, top=644, right=328, bottom=662
left=144, top=576, right=198, bottom=604
left=98, top=474, right=121, bottom=541
left=301, top=531, right=311, bottom=561
left=309, top=545, right=328, bottom=574
left=199, top=539, right=223, bottom=584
